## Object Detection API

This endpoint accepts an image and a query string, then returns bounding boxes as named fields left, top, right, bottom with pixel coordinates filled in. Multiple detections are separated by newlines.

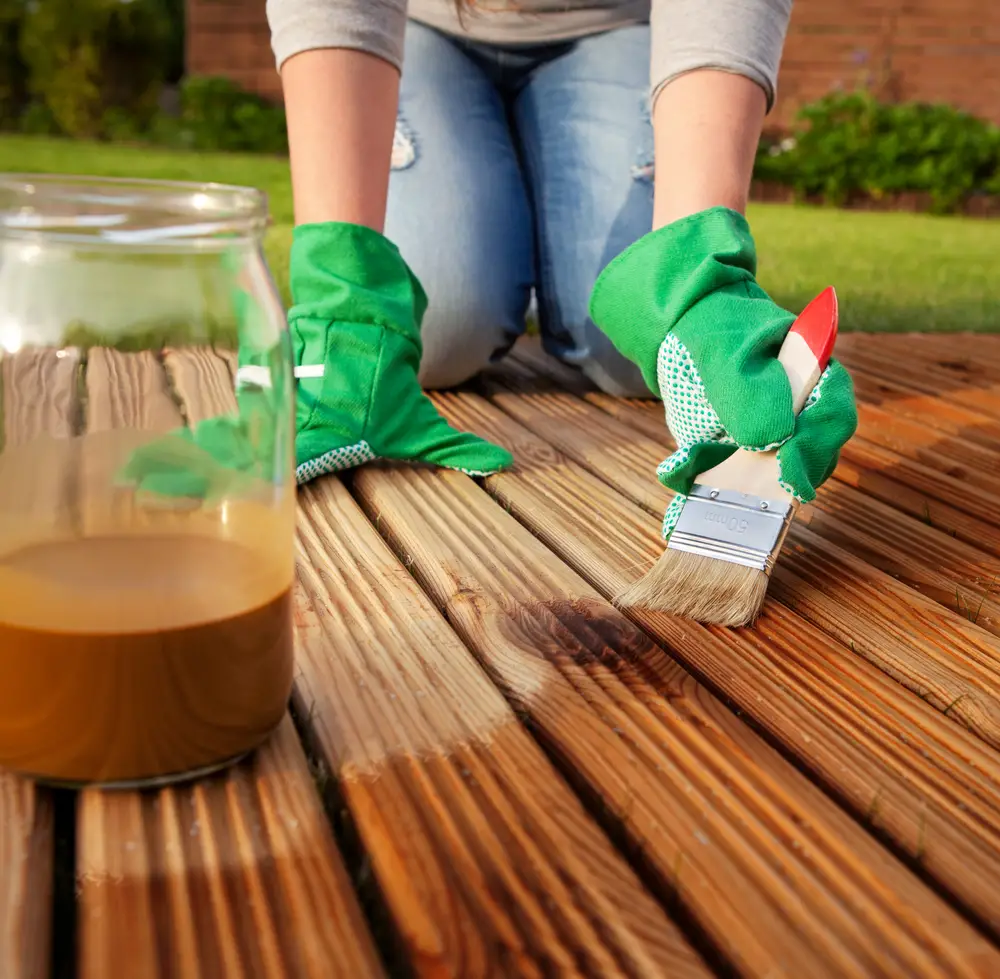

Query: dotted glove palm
left=589, top=207, right=857, bottom=535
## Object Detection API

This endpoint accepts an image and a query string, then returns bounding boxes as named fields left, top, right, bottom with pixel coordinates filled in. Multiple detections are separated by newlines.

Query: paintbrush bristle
left=615, top=547, right=770, bottom=627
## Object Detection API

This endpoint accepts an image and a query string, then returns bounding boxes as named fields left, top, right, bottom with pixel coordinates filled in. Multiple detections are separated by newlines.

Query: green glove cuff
left=589, top=206, right=759, bottom=394
left=290, top=222, right=428, bottom=345
left=775, top=360, right=858, bottom=503
left=591, top=206, right=798, bottom=449
left=289, top=221, right=426, bottom=456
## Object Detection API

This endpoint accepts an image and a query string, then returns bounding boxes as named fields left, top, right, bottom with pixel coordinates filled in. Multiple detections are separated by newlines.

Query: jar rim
left=0, top=173, right=270, bottom=249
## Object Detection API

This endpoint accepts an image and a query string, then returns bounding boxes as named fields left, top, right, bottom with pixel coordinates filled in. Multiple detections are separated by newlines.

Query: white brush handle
left=694, top=287, right=839, bottom=501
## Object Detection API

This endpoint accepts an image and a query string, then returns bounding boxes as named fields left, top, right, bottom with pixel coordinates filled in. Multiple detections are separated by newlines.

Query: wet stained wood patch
left=2, top=334, right=1000, bottom=977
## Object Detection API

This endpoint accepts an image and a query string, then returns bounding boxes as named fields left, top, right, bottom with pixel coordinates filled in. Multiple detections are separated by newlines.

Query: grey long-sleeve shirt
left=267, top=0, right=793, bottom=108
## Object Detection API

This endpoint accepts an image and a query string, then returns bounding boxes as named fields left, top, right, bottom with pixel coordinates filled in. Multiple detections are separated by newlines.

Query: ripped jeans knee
left=391, top=116, right=418, bottom=171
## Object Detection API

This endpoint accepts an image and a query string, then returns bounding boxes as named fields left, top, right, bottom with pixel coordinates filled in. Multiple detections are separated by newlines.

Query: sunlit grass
left=3, top=135, right=997, bottom=331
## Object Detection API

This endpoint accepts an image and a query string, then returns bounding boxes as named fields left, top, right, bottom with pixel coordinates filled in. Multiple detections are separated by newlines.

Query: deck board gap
left=504, top=697, right=742, bottom=979
left=286, top=696, right=416, bottom=979
left=50, top=789, right=77, bottom=979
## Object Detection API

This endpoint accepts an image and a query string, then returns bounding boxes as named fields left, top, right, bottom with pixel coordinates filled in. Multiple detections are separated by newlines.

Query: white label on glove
left=235, top=364, right=325, bottom=389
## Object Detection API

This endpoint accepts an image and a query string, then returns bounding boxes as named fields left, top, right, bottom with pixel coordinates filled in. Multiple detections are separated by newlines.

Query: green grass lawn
left=2, top=134, right=998, bottom=332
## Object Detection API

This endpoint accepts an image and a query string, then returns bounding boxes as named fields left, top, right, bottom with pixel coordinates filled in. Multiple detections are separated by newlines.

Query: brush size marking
left=704, top=511, right=749, bottom=534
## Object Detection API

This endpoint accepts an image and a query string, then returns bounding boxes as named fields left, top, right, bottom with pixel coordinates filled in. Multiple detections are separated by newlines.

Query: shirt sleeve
left=266, top=0, right=408, bottom=72
left=649, top=0, right=794, bottom=110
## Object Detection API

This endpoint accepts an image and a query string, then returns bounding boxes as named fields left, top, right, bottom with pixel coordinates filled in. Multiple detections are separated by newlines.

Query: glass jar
left=0, top=175, right=297, bottom=788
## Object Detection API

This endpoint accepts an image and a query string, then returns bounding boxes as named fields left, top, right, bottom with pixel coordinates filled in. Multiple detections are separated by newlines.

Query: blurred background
left=0, top=0, right=997, bottom=332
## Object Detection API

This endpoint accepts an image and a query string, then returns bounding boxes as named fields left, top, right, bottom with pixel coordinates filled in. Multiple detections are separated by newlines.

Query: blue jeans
left=385, top=20, right=654, bottom=397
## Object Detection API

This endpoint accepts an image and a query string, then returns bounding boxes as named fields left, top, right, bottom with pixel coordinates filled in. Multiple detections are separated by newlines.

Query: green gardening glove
left=291, top=222, right=512, bottom=482
left=118, top=383, right=279, bottom=502
left=121, top=223, right=513, bottom=501
left=589, top=206, right=857, bottom=538
left=118, top=256, right=291, bottom=503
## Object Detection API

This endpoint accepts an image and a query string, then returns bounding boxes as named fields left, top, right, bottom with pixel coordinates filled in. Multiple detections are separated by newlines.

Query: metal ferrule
left=666, top=484, right=795, bottom=574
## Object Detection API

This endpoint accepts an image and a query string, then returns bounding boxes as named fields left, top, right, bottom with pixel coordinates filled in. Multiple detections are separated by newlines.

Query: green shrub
left=19, top=0, right=172, bottom=139
left=176, top=76, right=288, bottom=155
left=0, top=0, right=29, bottom=129
left=100, top=106, right=148, bottom=144
left=158, top=0, right=185, bottom=84
left=757, top=91, right=1000, bottom=213
left=1, top=0, right=281, bottom=152
left=18, top=101, right=60, bottom=137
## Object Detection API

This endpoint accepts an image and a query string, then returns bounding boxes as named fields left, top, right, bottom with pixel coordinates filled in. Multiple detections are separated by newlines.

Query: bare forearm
left=652, top=69, right=767, bottom=229
left=281, top=48, right=399, bottom=231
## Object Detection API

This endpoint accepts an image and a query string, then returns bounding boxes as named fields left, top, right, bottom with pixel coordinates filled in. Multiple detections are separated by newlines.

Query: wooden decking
left=4, top=332, right=1000, bottom=977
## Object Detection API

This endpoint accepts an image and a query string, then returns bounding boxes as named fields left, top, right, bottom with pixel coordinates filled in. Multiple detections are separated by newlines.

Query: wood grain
left=165, top=347, right=706, bottom=976
left=837, top=333, right=1000, bottom=380
left=854, top=401, right=1000, bottom=490
left=837, top=342, right=1000, bottom=421
left=434, top=387, right=1000, bottom=939
left=483, top=360, right=1000, bottom=748
left=295, top=477, right=707, bottom=978
left=77, top=349, right=383, bottom=978
left=509, top=339, right=1000, bottom=560
left=507, top=347, right=1000, bottom=630
left=0, top=348, right=82, bottom=546
left=886, top=335, right=1000, bottom=378
left=80, top=348, right=186, bottom=537
left=0, top=778, right=52, bottom=979
left=84, top=349, right=183, bottom=435
left=78, top=717, right=384, bottom=979
left=164, top=346, right=238, bottom=420
left=839, top=437, right=1000, bottom=537
left=823, top=338, right=1000, bottom=487
left=793, top=486, right=1000, bottom=624
left=844, top=365, right=1000, bottom=453
left=352, top=457, right=1000, bottom=977
left=0, top=348, right=78, bottom=979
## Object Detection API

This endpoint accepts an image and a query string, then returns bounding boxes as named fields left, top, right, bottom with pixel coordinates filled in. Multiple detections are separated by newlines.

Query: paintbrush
left=616, top=286, right=839, bottom=627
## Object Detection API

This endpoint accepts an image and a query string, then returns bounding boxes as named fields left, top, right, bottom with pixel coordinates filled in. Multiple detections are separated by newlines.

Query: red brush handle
left=779, top=286, right=838, bottom=414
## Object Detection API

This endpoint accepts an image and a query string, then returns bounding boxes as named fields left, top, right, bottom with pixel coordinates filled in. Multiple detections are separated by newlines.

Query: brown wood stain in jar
left=0, top=533, right=294, bottom=786
left=0, top=347, right=295, bottom=786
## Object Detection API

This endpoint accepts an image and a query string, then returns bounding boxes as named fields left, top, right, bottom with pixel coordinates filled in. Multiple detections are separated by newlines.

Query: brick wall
left=774, top=0, right=1000, bottom=128
left=186, top=0, right=1000, bottom=127
left=186, top=0, right=281, bottom=101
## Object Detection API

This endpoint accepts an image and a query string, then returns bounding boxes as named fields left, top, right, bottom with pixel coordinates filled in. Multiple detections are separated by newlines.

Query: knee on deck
left=417, top=304, right=522, bottom=390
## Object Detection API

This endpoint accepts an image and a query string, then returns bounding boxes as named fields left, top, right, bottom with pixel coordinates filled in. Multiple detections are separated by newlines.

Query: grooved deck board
left=78, top=718, right=384, bottom=979
left=837, top=343, right=1000, bottom=421
left=75, top=350, right=383, bottom=979
left=509, top=342, right=1000, bottom=558
left=483, top=356, right=1000, bottom=749
left=431, top=387, right=1000, bottom=940
left=9, top=333, right=1000, bottom=976
left=351, top=459, right=1000, bottom=977
left=0, top=349, right=78, bottom=979
left=295, top=477, right=707, bottom=977
left=844, top=368, right=1000, bottom=453
left=166, top=348, right=706, bottom=975
left=0, top=779, right=52, bottom=979
left=164, top=346, right=238, bottom=420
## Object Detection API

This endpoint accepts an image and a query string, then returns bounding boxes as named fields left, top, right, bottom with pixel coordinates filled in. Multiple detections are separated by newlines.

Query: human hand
left=589, top=206, right=857, bottom=531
